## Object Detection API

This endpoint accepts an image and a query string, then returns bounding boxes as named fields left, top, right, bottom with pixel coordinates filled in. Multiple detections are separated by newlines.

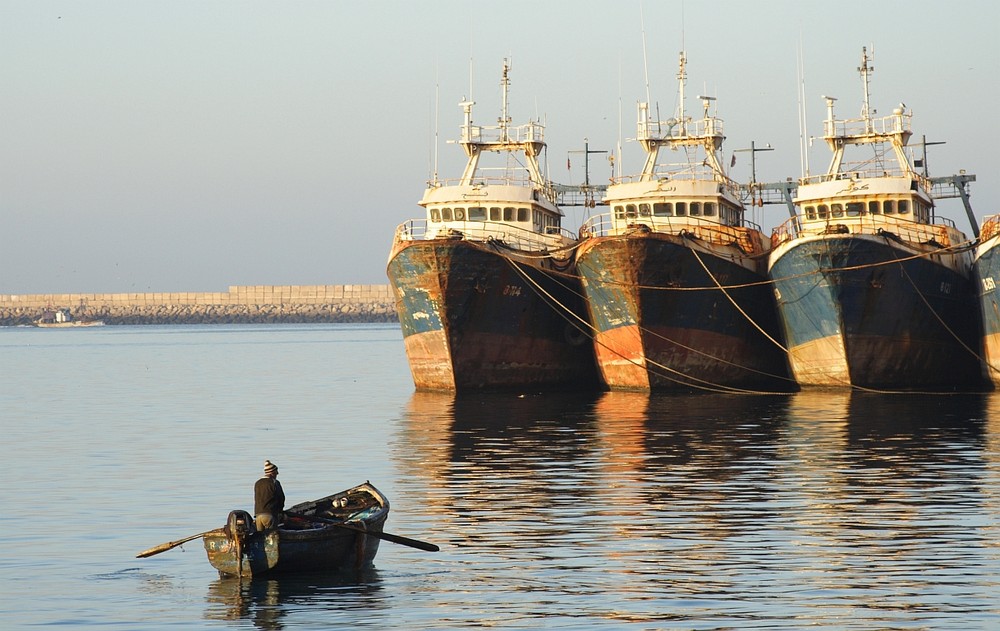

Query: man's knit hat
left=264, top=460, right=278, bottom=476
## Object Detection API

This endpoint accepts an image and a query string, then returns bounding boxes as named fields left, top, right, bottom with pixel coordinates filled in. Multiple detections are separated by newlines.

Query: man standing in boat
left=254, top=460, right=285, bottom=530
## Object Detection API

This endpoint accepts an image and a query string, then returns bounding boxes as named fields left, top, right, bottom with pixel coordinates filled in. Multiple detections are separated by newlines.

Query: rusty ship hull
left=575, top=232, right=792, bottom=391
left=973, top=220, right=1000, bottom=386
left=387, top=238, right=598, bottom=392
left=770, top=233, right=984, bottom=389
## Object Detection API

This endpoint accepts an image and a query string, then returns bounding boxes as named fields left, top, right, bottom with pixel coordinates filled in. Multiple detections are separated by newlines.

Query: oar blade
left=136, top=530, right=214, bottom=558
left=136, top=542, right=178, bottom=558
left=374, top=530, right=440, bottom=552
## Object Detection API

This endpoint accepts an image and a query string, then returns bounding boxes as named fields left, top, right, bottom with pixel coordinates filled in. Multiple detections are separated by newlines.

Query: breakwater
left=0, top=285, right=397, bottom=326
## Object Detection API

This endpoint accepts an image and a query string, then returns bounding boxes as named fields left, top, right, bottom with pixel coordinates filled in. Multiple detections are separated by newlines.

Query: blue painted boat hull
left=974, top=235, right=1000, bottom=385
left=770, top=234, right=985, bottom=389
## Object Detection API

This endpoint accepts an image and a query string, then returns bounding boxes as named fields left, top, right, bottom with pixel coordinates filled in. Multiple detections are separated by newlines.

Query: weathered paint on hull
left=387, top=239, right=598, bottom=392
left=203, top=522, right=384, bottom=578
left=974, top=235, right=1000, bottom=386
left=770, top=234, right=985, bottom=389
left=785, top=333, right=849, bottom=385
left=577, top=233, right=792, bottom=392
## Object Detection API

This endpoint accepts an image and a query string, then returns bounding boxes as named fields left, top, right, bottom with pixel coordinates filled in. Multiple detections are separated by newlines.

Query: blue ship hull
left=974, top=235, right=1000, bottom=385
left=770, top=233, right=984, bottom=389
left=386, top=239, right=598, bottom=391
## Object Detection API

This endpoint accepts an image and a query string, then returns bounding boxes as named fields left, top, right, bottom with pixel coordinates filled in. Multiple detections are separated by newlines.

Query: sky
left=3, top=0, right=999, bottom=294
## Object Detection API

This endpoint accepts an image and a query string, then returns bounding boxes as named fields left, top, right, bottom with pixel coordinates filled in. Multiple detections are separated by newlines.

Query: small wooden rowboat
left=202, top=481, right=390, bottom=578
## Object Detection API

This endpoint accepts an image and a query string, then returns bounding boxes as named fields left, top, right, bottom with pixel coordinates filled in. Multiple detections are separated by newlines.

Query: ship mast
left=859, top=46, right=874, bottom=133
left=456, top=60, right=548, bottom=191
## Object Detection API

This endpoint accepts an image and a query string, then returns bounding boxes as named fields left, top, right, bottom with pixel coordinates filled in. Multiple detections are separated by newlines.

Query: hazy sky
left=3, top=0, right=998, bottom=294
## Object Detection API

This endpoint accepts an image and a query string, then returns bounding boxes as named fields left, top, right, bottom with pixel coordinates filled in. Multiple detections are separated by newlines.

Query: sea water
left=2, top=323, right=999, bottom=629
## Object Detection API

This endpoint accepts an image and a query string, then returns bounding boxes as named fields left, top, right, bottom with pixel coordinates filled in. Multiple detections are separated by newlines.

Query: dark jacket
left=254, top=476, right=285, bottom=516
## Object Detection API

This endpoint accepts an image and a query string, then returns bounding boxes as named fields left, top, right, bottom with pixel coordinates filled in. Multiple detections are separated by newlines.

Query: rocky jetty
left=0, top=285, right=398, bottom=326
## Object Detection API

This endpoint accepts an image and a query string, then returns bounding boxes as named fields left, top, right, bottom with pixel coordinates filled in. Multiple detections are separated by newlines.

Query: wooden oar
left=285, top=511, right=439, bottom=552
left=136, top=529, right=220, bottom=558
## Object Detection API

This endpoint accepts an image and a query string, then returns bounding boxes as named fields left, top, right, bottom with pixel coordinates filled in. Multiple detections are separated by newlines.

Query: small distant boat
left=202, top=482, right=389, bottom=578
left=35, top=308, right=104, bottom=328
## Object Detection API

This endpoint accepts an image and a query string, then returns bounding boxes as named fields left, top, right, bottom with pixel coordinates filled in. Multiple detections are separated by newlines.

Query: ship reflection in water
left=395, top=390, right=995, bottom=626
left=203, top=569, right=384, bottom=630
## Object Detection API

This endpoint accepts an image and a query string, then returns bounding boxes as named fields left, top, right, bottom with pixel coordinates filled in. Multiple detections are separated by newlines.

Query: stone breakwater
left=0, top=285, right=398, bottom=326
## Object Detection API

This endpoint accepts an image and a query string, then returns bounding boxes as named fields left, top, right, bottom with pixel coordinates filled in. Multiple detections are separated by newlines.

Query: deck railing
left=393, top=218, right=576, bottom=252
left=771, top=213, right=963, bottom=250
left=579, top=212, right=767, bottom=256
left=981, top=215, right=1000, bottom=242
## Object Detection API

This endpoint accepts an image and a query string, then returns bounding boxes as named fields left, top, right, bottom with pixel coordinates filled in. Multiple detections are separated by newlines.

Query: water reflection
left=203, top=570, right=383, bottom=630
left=395, top=389, right=998, bottom=627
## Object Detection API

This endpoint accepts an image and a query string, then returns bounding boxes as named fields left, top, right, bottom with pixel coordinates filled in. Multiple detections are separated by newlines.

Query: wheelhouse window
left=884, top=200, right=896, bottom=214
left=704, top=202, right=716, bottom=217
left=453, top=208, right=465, bottom=221
left=504, top=207, right=515, bottom=221
left=442, top=207, right=453, bottom=221
left=831, top=203, right=843, bottom=218
left=690, top=202, right=701, bottom=216
left=490, top=207, right=501, bottom=221
left=869, top=201, right=880, bottom=214
left=430, top=208, right=441, bottom=222
left=625, top=204, right=638, bottom=219
left=676, top=202, right=687, bottom=216
left=846, top=202, right=863, bottom=216
left=468, top=207, right=486, bottom=221
left=915, top=202, right=929, bottom=223
left=639, top=203, right=651, bottom=217
left=898, top=200, right=910, bottom=214
left=517, top=208, right=529, bottom=222
left=653, top=202, right=672, bottom=216
left=805, top=205, right=816, bottom=220
left=817, top=204, right=829, bottom=219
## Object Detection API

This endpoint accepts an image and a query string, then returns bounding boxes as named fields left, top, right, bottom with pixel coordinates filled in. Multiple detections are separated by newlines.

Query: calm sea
left=2, top=323, right=999, bottom=629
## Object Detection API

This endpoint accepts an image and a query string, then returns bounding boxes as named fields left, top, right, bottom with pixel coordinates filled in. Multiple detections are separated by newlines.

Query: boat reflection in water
left=203, top=570, right=383, bottom=629
left=396, top=389, right=990, bottom=622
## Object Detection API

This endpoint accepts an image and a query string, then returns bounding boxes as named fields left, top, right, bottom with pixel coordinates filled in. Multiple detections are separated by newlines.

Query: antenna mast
left=676, top=51, right=687, bottom=133
left=499, top=59, right=511, bottom=142
left=859, top=46, right=874, bottom=132
left=797, top=36, right=810, bottom=177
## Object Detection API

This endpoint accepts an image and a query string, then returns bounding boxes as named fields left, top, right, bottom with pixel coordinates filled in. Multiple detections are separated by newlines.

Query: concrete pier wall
left=0, top=285, right=398, bottom=326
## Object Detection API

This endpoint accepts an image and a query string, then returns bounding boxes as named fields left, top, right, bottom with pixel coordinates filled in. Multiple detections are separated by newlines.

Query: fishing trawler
left=974, top=216, right=1000, bottom=386
left=768, top=47, right=983, bottom=389
left=386, top=61, right=598, bottom=391
left=574, top=53, right=792, bottom=391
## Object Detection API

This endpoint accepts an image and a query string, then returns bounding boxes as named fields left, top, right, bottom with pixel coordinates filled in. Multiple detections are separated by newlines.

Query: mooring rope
left=481, top=230, right=985, bottom=396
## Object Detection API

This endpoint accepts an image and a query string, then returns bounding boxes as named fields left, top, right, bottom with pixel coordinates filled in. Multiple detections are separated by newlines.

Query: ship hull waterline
left=387, top=238, right=599, bottom=392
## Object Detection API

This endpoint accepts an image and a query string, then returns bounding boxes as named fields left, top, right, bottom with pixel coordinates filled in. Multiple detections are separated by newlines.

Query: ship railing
left=579, top=212, right=768, bottom=255
left=798, top=166, right=926, bottom=187
left=393, top=218, right=576, bottom=251
left=981, top=215, right=1000, bottom=241
left=612, top=168, right=727, bottom=186
left=427, top=174, right=555, bottom=195
left=771, top=213, right=965, bottom=250
left=824, top=111, right=912, bottom=139
left=638, top=116, right=724, bottom=142
left=460, top=120, right=545, bottom=145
